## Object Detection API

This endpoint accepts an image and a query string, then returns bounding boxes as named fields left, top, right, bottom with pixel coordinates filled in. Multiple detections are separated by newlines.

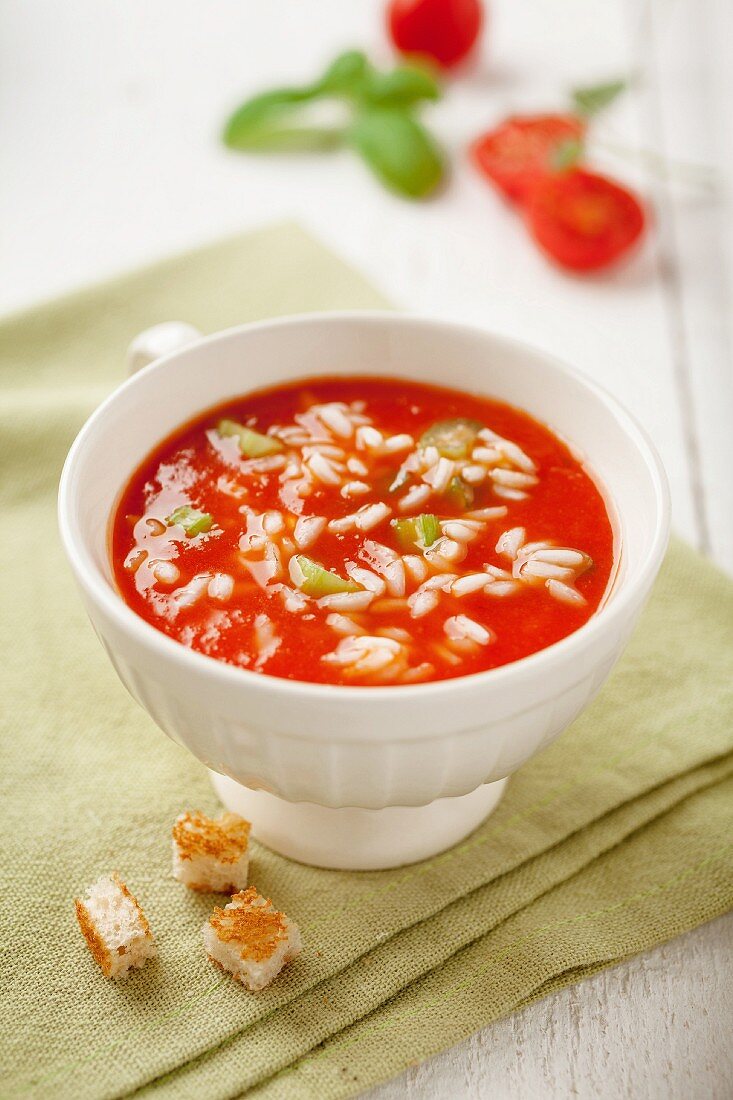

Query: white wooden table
left=3, top=0, right=731, bottom=1095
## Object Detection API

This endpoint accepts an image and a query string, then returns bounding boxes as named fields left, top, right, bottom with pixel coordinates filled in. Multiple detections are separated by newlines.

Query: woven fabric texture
left=0, top=224, right=731, bottom=1100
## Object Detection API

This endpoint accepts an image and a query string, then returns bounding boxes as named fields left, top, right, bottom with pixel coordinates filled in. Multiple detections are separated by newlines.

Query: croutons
left=172, top=810, right=250, bottom=893
left=74, top=873, right=156, bottom=978
left=203, top=887, right=302, bottom=990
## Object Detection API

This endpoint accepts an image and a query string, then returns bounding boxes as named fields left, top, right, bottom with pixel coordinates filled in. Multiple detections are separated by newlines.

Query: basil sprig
left=222, top=50, right=444, bottom=199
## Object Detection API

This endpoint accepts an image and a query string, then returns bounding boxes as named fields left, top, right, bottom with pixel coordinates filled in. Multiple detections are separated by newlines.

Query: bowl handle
left=126, top=322, right=203, bottom=376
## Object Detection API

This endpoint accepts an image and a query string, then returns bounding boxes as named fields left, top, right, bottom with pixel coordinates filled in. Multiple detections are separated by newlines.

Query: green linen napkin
left=0, top=223, right=731, bottom=1100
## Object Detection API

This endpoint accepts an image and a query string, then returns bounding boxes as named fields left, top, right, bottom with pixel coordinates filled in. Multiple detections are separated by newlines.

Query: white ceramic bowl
left=58, top=313, right=669, bottom=869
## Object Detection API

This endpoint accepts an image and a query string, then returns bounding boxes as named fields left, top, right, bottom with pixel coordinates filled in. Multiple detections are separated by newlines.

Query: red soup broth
left=111, top=377, right=615, bottom=686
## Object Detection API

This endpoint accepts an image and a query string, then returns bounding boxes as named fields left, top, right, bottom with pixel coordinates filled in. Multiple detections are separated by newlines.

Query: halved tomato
left=525, top=168, right=646, bottom=272
left=471, top=114, right=586, bottom=204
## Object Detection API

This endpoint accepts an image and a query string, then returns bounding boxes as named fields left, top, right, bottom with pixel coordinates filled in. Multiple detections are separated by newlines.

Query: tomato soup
left=111, top=377, right=614, bottom=686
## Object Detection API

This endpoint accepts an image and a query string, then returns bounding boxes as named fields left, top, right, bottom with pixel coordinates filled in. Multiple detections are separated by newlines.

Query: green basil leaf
left=349, top=107, right=444, bottom=199
left=223, top=88, right=344, bottom=152
left=363, top=65, right=441, bottom=107
left=222, top=52, right=371, bottom=152
left=318, top=50, right=372, bottom=96
left=571, top=79, right=627, bottom=117
left=224, top=88, right=316, bottom=147
left=227, top=124, right=344, bottom=153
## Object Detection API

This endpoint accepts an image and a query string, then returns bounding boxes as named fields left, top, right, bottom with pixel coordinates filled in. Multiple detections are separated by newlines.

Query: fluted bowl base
left=209, top=771, right=509, bottom=870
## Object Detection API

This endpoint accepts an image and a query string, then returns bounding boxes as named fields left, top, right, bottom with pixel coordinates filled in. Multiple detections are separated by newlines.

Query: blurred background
left=3, top=0, right=732, bottom=573
left=3, top=2, right=732, bottom=1095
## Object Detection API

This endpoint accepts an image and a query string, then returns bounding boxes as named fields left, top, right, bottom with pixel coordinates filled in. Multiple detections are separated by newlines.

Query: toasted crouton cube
left=74, top=873, right=156, bottom=978
left=203, top=887, right=301, bottom=990
left=172, top=810, right=251, bottom=892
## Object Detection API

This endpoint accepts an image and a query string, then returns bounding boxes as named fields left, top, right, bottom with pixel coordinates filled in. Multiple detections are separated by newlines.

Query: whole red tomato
left=525, top=168, right=646, bottom=272
left=387, top=0, right=484, bottom=69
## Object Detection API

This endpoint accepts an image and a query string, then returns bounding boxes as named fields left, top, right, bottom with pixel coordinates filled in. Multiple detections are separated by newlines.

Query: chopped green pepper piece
left=217, top=418, right=284, bottom=458
left=419, top=417, right=483, bottom=460
left=290, top=555, right=360, bottom=597
left=445, top=475, right=474, bottom=511
left=165, top=505, right=213, bottom=537
left=392, top=513, right=441, bottom=551
left=393, top=518, right=415, bottom=551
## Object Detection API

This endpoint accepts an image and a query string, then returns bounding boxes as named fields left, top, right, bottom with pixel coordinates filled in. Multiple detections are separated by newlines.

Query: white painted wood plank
left=634, top=0, right=733, bottom=570
left=366, top=913, right=733, bottom=1100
